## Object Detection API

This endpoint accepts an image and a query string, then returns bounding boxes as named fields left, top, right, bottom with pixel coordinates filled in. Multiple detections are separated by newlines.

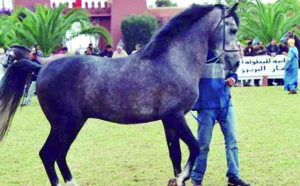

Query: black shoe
left=192, top=179, right=202, bottom=186
left=288, top=90, right=297, bottom=94
left=228, top=177, right=251, bottom=186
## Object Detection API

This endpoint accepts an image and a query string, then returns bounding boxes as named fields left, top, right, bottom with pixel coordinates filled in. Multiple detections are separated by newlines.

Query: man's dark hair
left=34, top=44, right=39, bottom=48
left=106, top=45, right=112, bottom=49
left=247, top=41, right=253, bottom=46
left=62, top=47, right=68, bottom=51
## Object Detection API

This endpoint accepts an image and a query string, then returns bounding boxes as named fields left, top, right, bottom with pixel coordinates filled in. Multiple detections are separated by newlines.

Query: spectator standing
left=99, top=45, right=113, bottom=58
left=249, top=41, right=267, bottom=86
left=85, top=43, right=95, bottom=55
left=267, top=39, right=280, bottom=85
left=85, top=47, right=98, bottom=56
left=273, top=40, right=289, bottom=85
left=61, top=47, right=68, bottom=54
left=22, top=51, right=41, bottom=106
left=255, top=42, right=267, bottom=55
left=279, top=40, right=289, bottom=55
left=112, top=46, right=128, bottom=59
left=283, top=39, right=299, bottom=94
left=243, top=41, right=255, bottom=86
left=243, top=41, right=256, bottom=56
left=267, top=39, right=280, bottom=57
left=131, top=44, right=141, bottom=54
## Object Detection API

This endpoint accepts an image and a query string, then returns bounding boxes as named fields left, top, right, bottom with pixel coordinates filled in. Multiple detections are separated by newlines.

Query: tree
left=155, top=0, right=177, bottom=7
left=0, top=4, right=112, bottom=55
left=121, top=13, right=158, bottom=54
left=237, top=0, right=300, bottom=44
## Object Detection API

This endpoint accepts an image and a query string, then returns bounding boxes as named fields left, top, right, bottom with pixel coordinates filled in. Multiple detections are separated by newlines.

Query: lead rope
left=205, top=51, right=225, bottom=63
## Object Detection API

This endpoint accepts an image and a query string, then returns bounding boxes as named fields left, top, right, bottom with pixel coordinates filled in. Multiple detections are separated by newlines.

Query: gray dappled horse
left=0, top=3, right=240, bottom=186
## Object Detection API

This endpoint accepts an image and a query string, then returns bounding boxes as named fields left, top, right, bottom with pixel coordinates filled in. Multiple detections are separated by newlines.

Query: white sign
left=237, top=55, right=287, bottom=78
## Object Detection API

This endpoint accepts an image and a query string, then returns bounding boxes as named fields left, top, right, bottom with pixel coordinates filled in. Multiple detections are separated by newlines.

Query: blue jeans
left=24, top=81, right=36, bottom=105
left=191, top=106, right=240, bottom=182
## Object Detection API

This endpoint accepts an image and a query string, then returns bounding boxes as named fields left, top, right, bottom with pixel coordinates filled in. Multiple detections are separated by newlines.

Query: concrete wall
left=14, top=0, right=50, bottom=9
left=110, top=0, right=147, bottom=48
left=148, top=7, right=184, bottom=26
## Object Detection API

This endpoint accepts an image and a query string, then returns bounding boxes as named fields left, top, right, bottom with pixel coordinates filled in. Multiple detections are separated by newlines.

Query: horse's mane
left=140, top=4, right=239, bottom=59
left=10, top=45, right=31, bottom=52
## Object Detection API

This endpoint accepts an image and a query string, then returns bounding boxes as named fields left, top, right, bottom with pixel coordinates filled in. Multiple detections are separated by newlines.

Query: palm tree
left=0, top=4, right=112, bottom=55
left=238, top=0, right=300, bottom=44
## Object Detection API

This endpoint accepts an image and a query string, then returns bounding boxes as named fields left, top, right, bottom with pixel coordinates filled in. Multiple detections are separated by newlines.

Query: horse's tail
left=0, top=59, right=41, bottom=142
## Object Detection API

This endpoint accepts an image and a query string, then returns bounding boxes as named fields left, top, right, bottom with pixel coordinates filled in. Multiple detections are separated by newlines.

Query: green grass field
left=0, top=86, right=299, bottom=186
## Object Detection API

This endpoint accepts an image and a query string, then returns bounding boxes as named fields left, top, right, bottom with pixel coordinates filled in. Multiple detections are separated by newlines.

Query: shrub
left=121, top=13, right=158, bottom=54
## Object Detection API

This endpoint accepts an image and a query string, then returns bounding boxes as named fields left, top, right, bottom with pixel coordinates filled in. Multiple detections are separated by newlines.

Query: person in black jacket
left=244, top=41, right=256, bottom=56
left=22, top=51, right=41, bottom=106
left=243, top=41, right=255, bottom=86
left=99, top=45, right=113, bottom=58
left=267, top=39, right=280, bottom=57
left=85, top=46, right=98, bottom=56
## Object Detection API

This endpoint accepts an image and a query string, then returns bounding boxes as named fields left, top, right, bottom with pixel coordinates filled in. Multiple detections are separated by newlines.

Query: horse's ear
left=225, top=3, right=239, bottom=17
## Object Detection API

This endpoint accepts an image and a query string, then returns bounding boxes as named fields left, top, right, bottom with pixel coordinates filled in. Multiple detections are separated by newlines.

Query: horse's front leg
left=163, top=118, right=182, bottom=177
left=162, top=114, right=199, bottom=186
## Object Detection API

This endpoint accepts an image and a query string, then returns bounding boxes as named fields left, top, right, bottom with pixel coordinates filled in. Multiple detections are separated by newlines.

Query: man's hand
left=225, top=77, right=236, bottom=87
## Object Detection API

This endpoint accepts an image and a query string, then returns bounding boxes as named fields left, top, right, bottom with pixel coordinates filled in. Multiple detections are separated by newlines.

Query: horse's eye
left=9, top=51, right=14, bottom=56
left=230, top=28, right=237, bottom=35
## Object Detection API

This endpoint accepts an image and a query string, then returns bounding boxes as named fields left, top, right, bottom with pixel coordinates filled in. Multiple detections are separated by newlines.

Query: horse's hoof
left=167, top=178, right=185, bottom=186
left=168, top=178, right=177, bottom=186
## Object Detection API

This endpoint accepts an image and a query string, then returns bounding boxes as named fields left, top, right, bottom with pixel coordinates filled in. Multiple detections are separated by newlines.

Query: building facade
left=14, top=0, right=184, bottom=50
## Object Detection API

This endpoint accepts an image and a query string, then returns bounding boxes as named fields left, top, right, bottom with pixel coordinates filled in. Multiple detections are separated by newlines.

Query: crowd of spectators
left=240, top=39, right=288, bottom=58
left=239, top=38, right=289, bottom=86
left=72, top=43, right=142, bottom=59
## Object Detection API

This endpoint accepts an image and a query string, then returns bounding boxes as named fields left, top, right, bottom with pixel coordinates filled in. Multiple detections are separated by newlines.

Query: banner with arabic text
left=237, top=55, right=287, bottom=78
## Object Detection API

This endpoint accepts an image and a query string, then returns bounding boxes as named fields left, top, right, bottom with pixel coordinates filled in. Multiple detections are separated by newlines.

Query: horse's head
left=287, top=31, right=295, bottom=39
left=0, top=45, right=31, bottom=68
left=208, top=3, right=240, bottom=73
left=0, top=48, right=15, bottom=68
